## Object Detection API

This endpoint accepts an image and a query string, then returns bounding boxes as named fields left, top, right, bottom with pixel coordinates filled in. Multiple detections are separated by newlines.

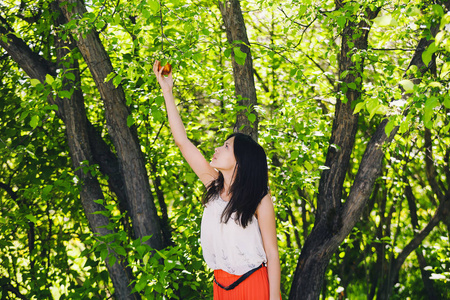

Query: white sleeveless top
left=200, top=195, right=267, bottom=275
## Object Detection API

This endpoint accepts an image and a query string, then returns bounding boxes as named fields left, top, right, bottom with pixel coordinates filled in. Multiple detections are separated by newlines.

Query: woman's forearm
left=161, top=89, right=188, bottom=146
left=267, top=255, right=281, bottom=299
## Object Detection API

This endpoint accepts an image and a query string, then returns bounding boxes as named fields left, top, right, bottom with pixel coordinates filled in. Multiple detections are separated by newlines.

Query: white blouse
left=200, top=195, right=267, bottom=275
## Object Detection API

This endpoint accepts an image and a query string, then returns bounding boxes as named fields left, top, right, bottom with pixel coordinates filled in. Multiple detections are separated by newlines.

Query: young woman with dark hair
left=153, top=61, right=281, bottom=300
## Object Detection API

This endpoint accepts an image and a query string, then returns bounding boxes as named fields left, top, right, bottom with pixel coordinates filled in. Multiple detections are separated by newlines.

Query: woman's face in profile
left=210, top=136, right=236, bottom=172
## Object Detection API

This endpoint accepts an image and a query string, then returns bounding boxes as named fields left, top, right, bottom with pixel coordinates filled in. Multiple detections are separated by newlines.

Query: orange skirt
left=213, top=265, right=273, bottom=300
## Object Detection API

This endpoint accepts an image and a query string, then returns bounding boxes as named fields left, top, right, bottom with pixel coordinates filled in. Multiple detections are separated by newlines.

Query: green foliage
left=1, top=0, right=450, bottom=299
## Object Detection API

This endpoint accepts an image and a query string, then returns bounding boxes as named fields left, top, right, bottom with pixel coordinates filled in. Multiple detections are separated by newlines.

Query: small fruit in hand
left=157, top=61, right=172, bottom=76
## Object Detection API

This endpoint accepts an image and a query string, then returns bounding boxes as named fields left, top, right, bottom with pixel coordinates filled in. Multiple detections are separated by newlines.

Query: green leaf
left=443, top=95, right=450, bottom=109
left=105, top=72, right=116, bottom=83
left=25, top=214, right=37, bottom=223
left=398, top=79, right=414, bottom=92
left=425, top=96, right=438, bottom=110
left=45, top=74, right=54, bottom=85
left=233, top=47, right=246, bottom=58
left=340, top=70, right=349, bottom=80
left=435, top=31, right=445, bottom=46
left=248, top=113, right=256, bottom=123
left=337, top=16, right=346, bottom=28
left=96, top=20, right=106, bottom=30
left=127, top=115, right=135, bottom=127
left=353, top=101, right=365, bottom=114
left=148, top=0, right=160, bottom=13
left=233, top=47, right=247, bottom=65
left=186, top=172, right=196, bottom=184
left=155, top=96, right=164, bottom=106
left=422, top=42, right=439, bottom=66
left=428, top=82, right=442, bottom=89
left=109, top=255, right=116, bottom=266
left=136, top=245, right=146, bottom=258
left=42, top=185, right=53, bottom=197
left=143, top=253, right=150, bottom=265
left=155, top=249, right=167, bottom=260
left=385, top=118, right=396, bottom=136
left=58, top=90, right=73, bottom=99
left=141, top=235, right=152, bottom=243
left=65, top=72, right=76, bottom=81
left=30, top=115, right=39, bottom=129
left=19, top=111, right=30, bottom=121
left=304, top=161, right=313, bottom=171
left=134, top=275, right=147, bottom=292
left=290, top=68, right=297, bottom=76
left=113, top=75, right=122, bottom=88
left=347, top=82, right=357, bottom=90
left=432, top=4, right=444, bottom=17
left=373, top=14, right=397, bottom=27
left=406, top=6, right=421, bottom=17
left=100, top=248, right=108, bottom=260
left=142, top=9, right=151, bottom=19
left=30, top=79, right=41, bottom=87
left=224, top=48, right=232, bottom=58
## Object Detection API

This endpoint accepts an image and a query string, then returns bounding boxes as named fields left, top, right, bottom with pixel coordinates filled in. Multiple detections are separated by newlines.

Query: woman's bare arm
left=257, top=194, right=281, bottom=300
left=153, top=61, right=218, bottom=186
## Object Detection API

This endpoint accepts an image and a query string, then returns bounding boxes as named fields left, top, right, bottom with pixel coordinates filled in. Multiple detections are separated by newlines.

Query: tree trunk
left=1, top=8, right=139, bottom=298
left=58, top=0, right=165, bottom=249
left=289, top=7, right=380, bottom=298
left=375, top=4, right=450, bottom=296
left=405, top=183, right=440, bottom=300
left=218, top=0, right=259, bottom=140
left=377, top=198, right=445, bottom=300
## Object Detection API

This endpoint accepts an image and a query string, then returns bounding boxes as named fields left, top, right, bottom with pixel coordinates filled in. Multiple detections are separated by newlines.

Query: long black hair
left=203, top=133, right=269, bottom=228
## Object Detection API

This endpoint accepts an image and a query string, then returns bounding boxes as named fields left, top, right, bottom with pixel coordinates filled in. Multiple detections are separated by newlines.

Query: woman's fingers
left=153, top=60, right=159, bottom=74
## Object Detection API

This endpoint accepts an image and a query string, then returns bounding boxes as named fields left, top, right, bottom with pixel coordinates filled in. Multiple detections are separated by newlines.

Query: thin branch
left=370, top=48, right=424, bottom=51
left=152, top=120, right=166, bottom=145
left=302, top=51, right=335, bottom=87
left=1, top=280, right=29, bottom=300
left=278, top=7, right=309, bottom=28
left=0, top=182, right=18, bottom=200
left=253, top=68, right=269, bottom=93
left=160, top=0, right=163, bottom=53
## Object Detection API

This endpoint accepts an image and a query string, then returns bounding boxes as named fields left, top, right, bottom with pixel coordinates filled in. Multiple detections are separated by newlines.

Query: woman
left=153, top=61, right=281, bottom=300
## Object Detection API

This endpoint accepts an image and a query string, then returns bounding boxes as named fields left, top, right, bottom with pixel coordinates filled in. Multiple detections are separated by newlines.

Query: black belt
left=214, top=263, right=265, bottom=291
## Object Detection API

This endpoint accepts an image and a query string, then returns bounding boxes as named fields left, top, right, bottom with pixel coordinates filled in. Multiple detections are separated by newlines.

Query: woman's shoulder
left=255, top=194, right=273, bottom=219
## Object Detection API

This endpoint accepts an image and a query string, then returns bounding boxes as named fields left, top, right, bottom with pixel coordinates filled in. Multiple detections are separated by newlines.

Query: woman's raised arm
left=153, top=61, right=218, bottom=186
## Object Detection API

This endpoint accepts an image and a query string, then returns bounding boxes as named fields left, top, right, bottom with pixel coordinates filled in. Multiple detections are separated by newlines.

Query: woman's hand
left=153, top=60, right=173, bottom=93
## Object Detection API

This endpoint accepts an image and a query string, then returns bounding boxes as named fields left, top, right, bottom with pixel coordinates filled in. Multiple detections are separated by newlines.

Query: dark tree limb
left=58, top=0, right=165, bottom=249
left=218, top=0, right=259, bottom=140
left=0, top=181, right=18, bottom=201
left=424, top=128, right=445, bottom=201
left=289, top=6, right=381, bottom=299
left=0, top=278, right=29, bottom=300
left=0, top=6, right=139, bottom=298
left=52, top=3, right=138, bottom=298
left=405, top=183, right=440, bottom=300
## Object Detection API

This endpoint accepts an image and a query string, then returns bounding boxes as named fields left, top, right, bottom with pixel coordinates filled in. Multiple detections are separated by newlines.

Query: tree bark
left=1, top=8, right=138, bottom=298
left=289, top=1, right=450, bottom=297
left=405, top=183, right=440, bottom=300
left=289, top=6, right=380, bottom=299
left=58, top=0, right=165, bottom=249
left=377, top=196, right=446, bottom=300
left=375, top=3, right=450, bottom=296
left=218, top=0, right=259, bottom=140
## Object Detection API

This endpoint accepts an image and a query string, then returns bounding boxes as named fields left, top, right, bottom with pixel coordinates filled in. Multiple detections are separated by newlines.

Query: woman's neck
left=220, top=172, right=233, bottom=201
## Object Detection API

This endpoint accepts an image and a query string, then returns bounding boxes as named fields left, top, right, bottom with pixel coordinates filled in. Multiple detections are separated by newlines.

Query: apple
left=157, top=61, right=172, bottom=76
